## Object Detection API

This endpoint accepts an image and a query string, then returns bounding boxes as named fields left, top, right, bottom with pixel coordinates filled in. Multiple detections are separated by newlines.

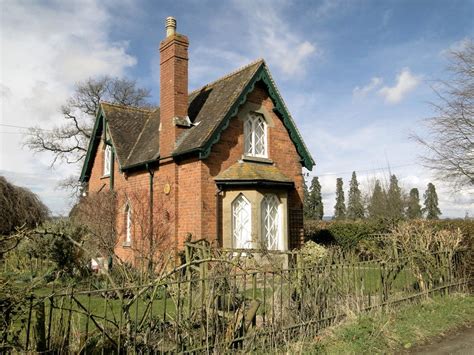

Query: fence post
left=34, top=299, right=46, bottom=352
left=25, top=294, right=34, bottom=351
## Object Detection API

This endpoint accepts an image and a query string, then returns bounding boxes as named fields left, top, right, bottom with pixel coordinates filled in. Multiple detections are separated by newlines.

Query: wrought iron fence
left=1, top=248, right=470, bottom=353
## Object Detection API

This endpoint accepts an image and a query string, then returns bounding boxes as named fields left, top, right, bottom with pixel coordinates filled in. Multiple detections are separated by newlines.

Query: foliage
left=21, top=219, right=88, bottom=275
left=386, top=174, right=404, bottom=220
left=299, top=240, right=328, bottom=266
left=413, top=39, right=474, bottom=189
left=334, top=177, right=346, bottom=220
left=347, top=171, right=364, bottom=220
left=423, top=183, right=442, bottom=219
left=304, top=219, right=388, bottom=250
left=0, top=176, right=49, bottom=236
left=306, top=176, right=324, bottom=220
left=367, top=179, right=385, bottom=219
left=406, top=188, right=422, bottom=219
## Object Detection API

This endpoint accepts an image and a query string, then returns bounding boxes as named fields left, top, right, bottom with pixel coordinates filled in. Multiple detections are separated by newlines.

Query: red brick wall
left=86, top=82, right=305, bottom=261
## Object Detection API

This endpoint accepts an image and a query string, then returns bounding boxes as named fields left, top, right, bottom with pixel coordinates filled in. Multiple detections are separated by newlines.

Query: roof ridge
left=101, top=101, right=154, bottom=113
left=189, top=58, right=265, bottom=95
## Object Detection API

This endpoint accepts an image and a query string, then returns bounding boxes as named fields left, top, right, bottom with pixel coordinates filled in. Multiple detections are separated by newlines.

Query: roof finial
left=166, top=16, right=176, bottom=37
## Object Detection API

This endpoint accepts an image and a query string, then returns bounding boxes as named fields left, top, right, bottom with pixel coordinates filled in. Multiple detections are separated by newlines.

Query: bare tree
left=413, top=39, right=474, bottom=189
left=25, top=76, right=151, bottom=192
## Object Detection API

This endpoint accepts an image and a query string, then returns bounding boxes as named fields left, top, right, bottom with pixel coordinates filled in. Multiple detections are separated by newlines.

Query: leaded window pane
left=262, top=194, right=280, bottom=250
left=244, top=113, right=267, bottom=157
left=232, top=194, right=252, bottom=249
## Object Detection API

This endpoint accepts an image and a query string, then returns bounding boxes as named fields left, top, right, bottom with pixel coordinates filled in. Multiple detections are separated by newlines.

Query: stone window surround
left=222, top=188, right=288, bottom=251
left=238, top=101, right=275, bottom=162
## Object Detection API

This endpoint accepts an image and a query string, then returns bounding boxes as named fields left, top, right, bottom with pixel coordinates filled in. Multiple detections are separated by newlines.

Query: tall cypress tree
left=334, top=178, right=346, bottom=220
left=386, top=174, right=404, bottom=219
left=422, top=183, right=441, bottom=219
left=406, top=188, right=422, bottom=219
left=347, top=171, right=365, bottom=219
left=308, top=176, right=324, bottom=220
left=368, top=179, right=385, bottom=219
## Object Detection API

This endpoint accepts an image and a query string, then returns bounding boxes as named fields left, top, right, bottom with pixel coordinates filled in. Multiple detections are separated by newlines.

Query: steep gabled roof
left=80, top=59, right=315, bottom=182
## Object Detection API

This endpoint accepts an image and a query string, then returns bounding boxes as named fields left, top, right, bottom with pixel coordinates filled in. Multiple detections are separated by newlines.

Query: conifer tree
left=334, top=178, right=346, bottom=220
left=308, top=176, right=324, bottom=220
left=386, top=174, right=404, bottom=219
left=422, top=183, right=441, bottom=219
left=368, top=179, right=385, bottom=219
left=347, top=171, right=365, bottom=219
left=406, top=188, right=422, bottom=219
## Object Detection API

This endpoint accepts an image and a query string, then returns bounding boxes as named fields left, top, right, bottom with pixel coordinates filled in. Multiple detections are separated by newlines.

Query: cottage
left=80, top=17, right=314, bottom=263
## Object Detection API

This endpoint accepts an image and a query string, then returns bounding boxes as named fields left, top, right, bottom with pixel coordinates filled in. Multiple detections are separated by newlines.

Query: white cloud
left=231, top=0, right=318, bottom=77
left=353, top=77, right=383, bottom=98
left=0, top=0, right=137, bottom=214
left=379, top=68, right=420, bottom=103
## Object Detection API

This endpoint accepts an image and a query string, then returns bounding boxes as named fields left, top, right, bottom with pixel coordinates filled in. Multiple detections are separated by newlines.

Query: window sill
left=100, top=174, right=110, bottom=180
left=242, top=156, right=273, bottom=164
left=122, top=242, right=132, bottom=248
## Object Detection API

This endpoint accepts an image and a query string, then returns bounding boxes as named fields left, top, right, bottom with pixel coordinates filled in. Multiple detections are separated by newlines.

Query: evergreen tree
left=334, top=178, right=346, bottom=220
left=308, top=177, right=324, bottom=220
left=406, top=188, right=422, bottom=219
left=303, top=178, right=310, bottom=219
left=368, top=179, right=385, bottom=219
left=422, top=183, right=442, bottom=219
left=386, top=174, right=404, bottom=219
left=347, top=171, right=365, bottom=219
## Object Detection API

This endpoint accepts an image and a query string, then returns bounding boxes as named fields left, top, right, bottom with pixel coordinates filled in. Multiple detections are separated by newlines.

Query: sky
left=1, top=0, right=473, bottom=218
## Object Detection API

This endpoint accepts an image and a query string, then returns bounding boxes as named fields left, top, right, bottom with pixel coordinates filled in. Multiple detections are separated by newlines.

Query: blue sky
left=1, top=0, right=473, bottom=217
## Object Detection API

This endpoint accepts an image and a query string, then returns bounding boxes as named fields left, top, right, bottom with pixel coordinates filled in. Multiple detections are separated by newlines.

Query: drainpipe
left=146, top=164, right=154, bottom=272
left=215, top=186, right=223, bottom=247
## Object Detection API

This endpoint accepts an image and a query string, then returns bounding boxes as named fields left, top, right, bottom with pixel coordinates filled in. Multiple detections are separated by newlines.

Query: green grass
left=294, top=293, right=474, bottom=354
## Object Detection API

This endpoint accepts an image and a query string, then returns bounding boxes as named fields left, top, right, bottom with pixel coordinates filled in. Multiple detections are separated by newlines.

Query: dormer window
left=244, top=112, right=267, bottom=158
left=103, top=144, right=112, bottom=176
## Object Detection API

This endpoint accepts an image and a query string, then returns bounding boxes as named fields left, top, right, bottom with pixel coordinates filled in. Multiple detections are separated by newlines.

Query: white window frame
left=125, top=204, right=132, bottom=246
left=232, top=194, right=252, bottom=249
left=261, top=194, right=283, bottom=250
left=244, top=112, right=267, bottom=158
left=103, top=144, right=112, bottom=176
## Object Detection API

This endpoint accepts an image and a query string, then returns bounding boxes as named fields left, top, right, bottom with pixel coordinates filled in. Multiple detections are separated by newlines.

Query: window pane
left=244, top=118, right=253, bottom=155
left=232, top=195, right=252, bottom=249
left=254, top=117, right=266, bottom=156
left=126, top=205, right=132, bottom=244
left=104, top=145, right=111, bottom=175
left=262, top=194, right=280, bottom=250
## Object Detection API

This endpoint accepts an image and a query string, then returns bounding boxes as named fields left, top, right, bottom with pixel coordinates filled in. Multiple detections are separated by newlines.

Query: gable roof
left=80, top=60, right=315, bottom=182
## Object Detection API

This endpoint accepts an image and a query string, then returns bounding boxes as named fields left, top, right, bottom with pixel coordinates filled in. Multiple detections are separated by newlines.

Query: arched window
left=103, top=144, right=112, bottom=176
left=244, top=112, right=267, bottom=157
left=125, top=203, right=132, bottom=245
left=261, top=194, right=281, bottom=250
left=232, top=194, right=252, bottom=249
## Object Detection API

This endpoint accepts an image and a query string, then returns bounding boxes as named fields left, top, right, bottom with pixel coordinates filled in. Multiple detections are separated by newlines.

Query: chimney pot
left=166, top=16, right=176, bottom=37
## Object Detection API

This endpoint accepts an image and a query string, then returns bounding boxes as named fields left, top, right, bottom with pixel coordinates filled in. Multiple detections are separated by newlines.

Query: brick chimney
left=159, top=17, right=189, bottom=157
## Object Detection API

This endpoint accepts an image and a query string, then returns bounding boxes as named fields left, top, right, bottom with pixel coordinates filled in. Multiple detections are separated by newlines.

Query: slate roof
left=214, top=161, right=293, bottom=184
left=81, top=59, right=314, bottom=181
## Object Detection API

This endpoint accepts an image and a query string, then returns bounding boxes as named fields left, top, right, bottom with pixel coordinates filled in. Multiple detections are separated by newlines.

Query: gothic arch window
left=261, top=194, right=281, bottom=250
left=103, top=144, right=112, bottom=176
left=244, top=112, right=267, bottom=157
left=232, top=194, right=252, bottom=249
